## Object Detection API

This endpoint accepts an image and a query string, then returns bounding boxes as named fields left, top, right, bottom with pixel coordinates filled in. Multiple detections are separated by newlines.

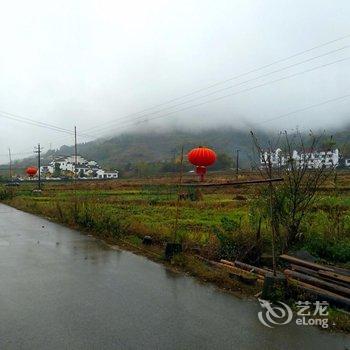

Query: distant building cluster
left=40, top=155, right=119, bottom=179
left=260, top=148, right=350, bottom=169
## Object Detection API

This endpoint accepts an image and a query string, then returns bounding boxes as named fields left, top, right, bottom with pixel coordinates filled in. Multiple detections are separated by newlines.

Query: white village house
left=40, top=155, right=119, bottom=179
left=261, top=148, right=343, bottom=169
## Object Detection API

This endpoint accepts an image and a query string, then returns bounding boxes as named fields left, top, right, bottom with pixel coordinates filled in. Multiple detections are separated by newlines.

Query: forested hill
left=57, top=128, right=267, bottom=167
left=5, top=126, right=350, bottom=174
left=9, top=128, right=269, bottom=170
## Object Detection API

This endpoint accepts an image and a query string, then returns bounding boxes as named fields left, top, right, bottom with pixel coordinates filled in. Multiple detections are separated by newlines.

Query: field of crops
left=3, top=171, right=350, bottom=268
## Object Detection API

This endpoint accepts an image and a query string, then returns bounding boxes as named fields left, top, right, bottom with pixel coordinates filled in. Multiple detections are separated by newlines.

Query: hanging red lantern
left=26, top=166, right=38, bottom=177
left=188, top=146, right=216, bottom=181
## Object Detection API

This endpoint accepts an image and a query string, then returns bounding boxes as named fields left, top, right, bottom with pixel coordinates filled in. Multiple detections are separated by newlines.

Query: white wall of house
left=95, top=169, right=119, bottom=179
left=261, top=149, right=340, bottom=169
left=104, top=171, right=119, bottom=179
left=76, top=167, right=91, bottom=177
left=261, top=148, right=286, bottom=167
left=65, top=155, right=87, bottom=165
left=40, top=155, right=119, bottom=179
left=40, top=165, right=53, bottom=175
left=96, top=169, right=105, bottom=179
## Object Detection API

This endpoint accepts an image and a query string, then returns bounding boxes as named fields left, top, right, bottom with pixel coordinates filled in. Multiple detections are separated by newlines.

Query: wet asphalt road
left=0, top=204, right=349, bottom=349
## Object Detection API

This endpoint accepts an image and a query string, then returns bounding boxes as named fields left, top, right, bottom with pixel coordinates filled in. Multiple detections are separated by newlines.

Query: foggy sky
left=0, top=0, right=349, bottom=162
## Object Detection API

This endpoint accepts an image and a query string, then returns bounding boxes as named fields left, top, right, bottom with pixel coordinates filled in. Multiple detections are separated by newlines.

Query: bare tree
left=251, top=130, right=335, bottom=251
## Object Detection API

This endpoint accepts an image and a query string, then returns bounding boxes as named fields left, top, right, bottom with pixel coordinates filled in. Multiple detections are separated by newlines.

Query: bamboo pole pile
left=218, top=259, right=269, bottom=286
left=200, top=254, right=350, bottom=311
left=280, top=254, right=350, bottom=311
left=196, top=255, right=268, bottom=286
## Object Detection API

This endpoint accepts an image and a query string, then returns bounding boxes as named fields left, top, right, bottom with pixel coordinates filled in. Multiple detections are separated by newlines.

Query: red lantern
left=26, top=166, right=38, bottom=177
left=188, top=146, right=216, bottom=181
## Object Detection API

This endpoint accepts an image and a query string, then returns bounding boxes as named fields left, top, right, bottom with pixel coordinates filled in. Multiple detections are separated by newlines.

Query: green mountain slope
left=4, top=126, right=349, bottom=176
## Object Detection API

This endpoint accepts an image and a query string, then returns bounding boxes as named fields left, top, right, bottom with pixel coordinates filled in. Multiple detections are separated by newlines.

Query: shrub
left=0, top=187, right=13, bottom=200
left=302, top=210, right=350, bottom=263
left=214, top=216, right=258, bottom=263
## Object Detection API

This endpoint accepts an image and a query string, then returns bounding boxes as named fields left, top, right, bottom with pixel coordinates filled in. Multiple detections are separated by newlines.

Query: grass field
left=3, top=170, right=350, bottom=266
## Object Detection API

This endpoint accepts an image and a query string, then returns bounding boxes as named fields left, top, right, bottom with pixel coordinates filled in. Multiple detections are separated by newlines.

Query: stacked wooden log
left=196, top=255, right=268, bottom=286
left=281, top=254, right=350, bottom=311
left=218, top=259, right=269, bottom=286
left=200, top=254, right=350, bottom=310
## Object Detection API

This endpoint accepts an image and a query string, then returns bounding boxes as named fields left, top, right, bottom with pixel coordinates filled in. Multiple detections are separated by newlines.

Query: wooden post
left=236, top=149, right=240, bottom=179
left=74, top=126, right=78, bottom=217
left=165, top=146, right=184, bottom=260
left=173, top=146, right=184, bottom=242
left=74, top=126, right=77, bottom=182
left=266, top=152, right=277, bottom=276
left=8, top=148, right=12, bottom=180
left=269, top=179, right=277, bottom=276
left=36, top=143, right=42, bottom=190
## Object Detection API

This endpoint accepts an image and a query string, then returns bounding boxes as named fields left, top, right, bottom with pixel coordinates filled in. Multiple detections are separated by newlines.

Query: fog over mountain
left=0, top=0, right=349, bottom=164
left=4, top=126, right=350, bottom=176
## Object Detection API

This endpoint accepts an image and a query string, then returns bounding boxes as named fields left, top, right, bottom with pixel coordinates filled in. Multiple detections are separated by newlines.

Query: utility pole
left=8, top=148, right=12, bottom=180
left=34, top=144, right=42, bottom=190
left=74, top=126, right=78, bottom=180
left=266, top=149, right=277, bottom=277
left=173, top=145, right=184, bottom=243
left=73, top=126, right=78, bottom=215
left=236, top=149, right=240, bottom=179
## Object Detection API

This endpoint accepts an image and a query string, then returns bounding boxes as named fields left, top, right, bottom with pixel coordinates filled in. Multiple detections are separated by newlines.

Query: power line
left=116, top=93, right=350, bottom=139
left=6, top=94, right=350, bottom=164
left=258, top=94, right=350, bottom=125
left=0, top=151, right=33, bottom=157
left=2, top=34, right=349, bottom=156
left=0, top=110, right=95, bottom=138
left=0, top=110, right=75, bottom=135
left=2, top=34, right=349, bottom=146
left=82, top=33, right=350, bottom=133
left=47, top=129, right=97, bottom=149
left=89, top=46, right=350, bottom=135
left=9, top=55, right=348, bottom=156
left=91, top=56, right=350, bottom=136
